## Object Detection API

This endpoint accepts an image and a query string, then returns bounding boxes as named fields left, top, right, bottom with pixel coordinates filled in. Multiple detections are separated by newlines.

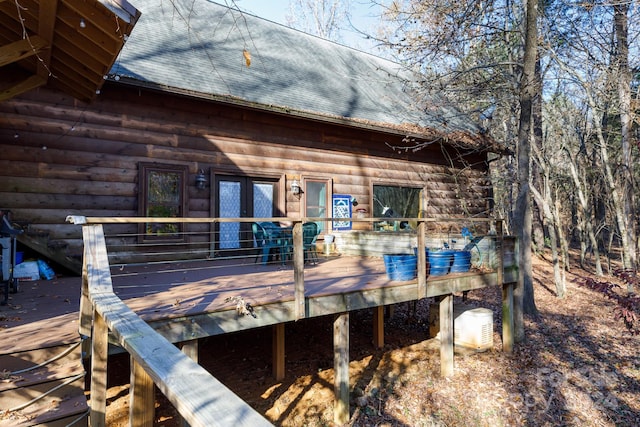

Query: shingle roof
left=111, top=0, right=493, bottom=149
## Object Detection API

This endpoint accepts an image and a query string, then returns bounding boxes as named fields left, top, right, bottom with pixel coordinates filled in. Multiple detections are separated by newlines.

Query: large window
left=373, top=184, right=423, bottom=231
left=139, top=163, right=188, bottom=242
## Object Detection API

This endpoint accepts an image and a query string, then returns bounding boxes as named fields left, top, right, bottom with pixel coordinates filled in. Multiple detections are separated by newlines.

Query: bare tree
left=285, top=0, right=351, bottom=42
left=614, top=2, right=637, bottom=284
left=531, top=142, right=566, bottom=298
left=545, top=2, right=639, bottom=285
left=512, top=0, right=540, bottom=339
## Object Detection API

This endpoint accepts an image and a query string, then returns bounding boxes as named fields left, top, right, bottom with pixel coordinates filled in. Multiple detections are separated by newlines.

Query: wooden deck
left=0, top=277, right=82, bottom=354
left=0, top=276, right=87, bottom=427
left=1, top=252, right=513, bottom=355
left=1, top=223, right=517, bottom=426
left=105, top=254, right=512, bottom=344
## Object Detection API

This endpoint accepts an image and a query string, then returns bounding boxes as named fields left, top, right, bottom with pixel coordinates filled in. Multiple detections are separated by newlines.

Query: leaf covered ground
left=106, top=254, right=640, bottom=426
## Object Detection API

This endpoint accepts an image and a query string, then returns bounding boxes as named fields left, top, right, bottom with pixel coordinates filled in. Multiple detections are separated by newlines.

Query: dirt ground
left=103, top=254, right=640, bottom=426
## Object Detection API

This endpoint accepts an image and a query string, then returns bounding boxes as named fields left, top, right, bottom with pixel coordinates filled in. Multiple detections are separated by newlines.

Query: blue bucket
left=451, top=250, right=472, bottom=273
left=383, top=254, right=417, bottom=281
left=427, top=250, right=455, bottom=276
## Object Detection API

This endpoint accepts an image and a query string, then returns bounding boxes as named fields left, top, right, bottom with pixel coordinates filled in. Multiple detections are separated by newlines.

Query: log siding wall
left=0, top=85, right=492, bottom=264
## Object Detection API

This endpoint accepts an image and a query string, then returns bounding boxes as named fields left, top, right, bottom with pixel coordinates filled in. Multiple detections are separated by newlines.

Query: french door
left=215, top=176, right=279, bottom=253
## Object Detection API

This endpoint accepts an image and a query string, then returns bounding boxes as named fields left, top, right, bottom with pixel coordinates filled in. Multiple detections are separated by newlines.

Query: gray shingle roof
left=111, top=0, right=490, bottom=148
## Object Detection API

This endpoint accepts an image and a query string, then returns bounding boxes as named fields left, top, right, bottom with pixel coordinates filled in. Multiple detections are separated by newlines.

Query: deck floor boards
left=1, top=255, right=492, bottom=354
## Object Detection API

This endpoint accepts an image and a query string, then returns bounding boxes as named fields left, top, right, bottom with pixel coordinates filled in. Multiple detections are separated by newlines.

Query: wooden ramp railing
left=78, top=222, right=273, bottom=427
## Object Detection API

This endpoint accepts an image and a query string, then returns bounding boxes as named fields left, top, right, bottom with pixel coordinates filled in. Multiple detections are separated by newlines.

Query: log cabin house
left=1, top=0, right=500, bottom=270
left=0, top=1, right=518, bottom=426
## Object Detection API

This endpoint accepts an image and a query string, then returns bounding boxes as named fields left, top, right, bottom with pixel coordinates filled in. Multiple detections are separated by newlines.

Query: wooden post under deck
left=90, top=310, right=108, bottom=427
left=501, top=223, right=514, bottom=352
left=502, top=283, right=514, bottom=353
left=417, top=221, right=427, bottom=299
left=293, top=222, right=305, bottom=320
left=333, top=312, right=350, bottom=425
left=372, top=306, right=384, bottom=348
left=130, top=356, right=155, bottom=427
left=79, top=258, right=92, bottom=356
left=272, top=323, right=285, bottom=380
left=439, top=295, right=454, bottom=377
left=180, top=340, right=199, bottom=427
left=180, top=340, right=198, bottom=362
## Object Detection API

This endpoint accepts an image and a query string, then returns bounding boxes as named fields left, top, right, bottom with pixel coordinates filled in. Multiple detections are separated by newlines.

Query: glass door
left=304, top=178, right=331, bottom=234
left=215, top=176, right=277, bottom=254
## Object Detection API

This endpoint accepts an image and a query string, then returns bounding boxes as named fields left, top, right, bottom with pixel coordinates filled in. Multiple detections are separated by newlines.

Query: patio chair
left=302, top=222, right=319, bottom=264
left=251, top=222, right=287, bottom=265
left=252, top=222, right=281, bottom=265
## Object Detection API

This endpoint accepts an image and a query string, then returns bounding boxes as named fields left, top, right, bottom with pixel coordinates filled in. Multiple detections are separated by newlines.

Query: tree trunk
left=513, top=0, right=539, bottom=342
left=614, top=3, right=637, bottom=288
left=564, top=147, right=603, bottom=276
left=531, top=51, right=545, bottom=255
left=531, top=178, right=565, bottom=298
left=554, top=190, right=569, bottom=285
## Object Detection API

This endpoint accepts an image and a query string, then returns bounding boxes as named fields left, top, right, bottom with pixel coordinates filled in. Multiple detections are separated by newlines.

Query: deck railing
left=73, top=220, right=273, bottom=427
left=69, top=215, right=515, bottom=426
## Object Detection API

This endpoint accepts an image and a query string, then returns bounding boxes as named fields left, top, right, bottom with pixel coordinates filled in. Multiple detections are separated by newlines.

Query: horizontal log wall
left=0, top=85, right=491, bottom=264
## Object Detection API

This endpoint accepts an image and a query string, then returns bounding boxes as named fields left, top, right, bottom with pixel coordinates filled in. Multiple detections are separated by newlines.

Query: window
left=138, top=163, right=188, bottom=242
left=372, top=184, right=423, bottom=231
left=304, top=178, right=331, bottom=233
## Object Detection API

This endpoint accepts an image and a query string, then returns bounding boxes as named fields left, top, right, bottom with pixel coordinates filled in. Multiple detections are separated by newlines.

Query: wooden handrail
left=81, top=224, right=273, bottom=427
left=67, top=215, right=501, bottom=224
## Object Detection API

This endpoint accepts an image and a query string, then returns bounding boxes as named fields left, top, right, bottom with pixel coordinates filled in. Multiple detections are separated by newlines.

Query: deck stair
left=0, top=340, right=88, bottom=427
left=16, top=230, right=82, bottom=276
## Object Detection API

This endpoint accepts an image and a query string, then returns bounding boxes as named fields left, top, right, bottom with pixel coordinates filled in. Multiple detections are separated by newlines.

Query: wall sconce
left=291, top=179, right=303, bottom=196
left=195, top=169, right=207, bottom=190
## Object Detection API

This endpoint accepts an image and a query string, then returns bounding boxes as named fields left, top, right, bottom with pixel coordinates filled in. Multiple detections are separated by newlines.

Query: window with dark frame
left=372, top=184, right=423, bottom=231
left=138, top=163, right=188, bottom=242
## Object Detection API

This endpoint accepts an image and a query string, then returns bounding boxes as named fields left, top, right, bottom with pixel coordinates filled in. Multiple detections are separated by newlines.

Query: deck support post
left=179, top=340, right=198, bottom=362
left=417, top=221, right=427, bottom=299
left=293, top=222, right=305, bottom=320
left=80, top=256, right=92, bottom=359
left=502, top=283, right=514, bottom=353
left=179, top=340, right=198, bottom=427
left=90, top=310, right=108, bottom=427
left=272, top=323, right=286, bottom=380
left=439, top=294, right=454, bottom=377
left=333, top=312, right=350, bottom=425
left=130, top=356, right=155, bottom=427
left=497, top=219, right=514, bottom=352
left=372, top=306, right=384, bottom=348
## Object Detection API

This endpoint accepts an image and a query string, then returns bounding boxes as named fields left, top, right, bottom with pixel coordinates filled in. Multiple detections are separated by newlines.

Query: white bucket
left=324, top=235, right=334, bottom=255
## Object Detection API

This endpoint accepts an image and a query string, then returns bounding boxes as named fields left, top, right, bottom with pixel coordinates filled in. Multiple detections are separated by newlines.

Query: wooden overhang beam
left=0, top=74, right=46, bottom=101
left=0, top=36, right=48, bottom=66
left=0, top=0, right=57, bottom=102
left=37, top=0, right=57, bottom=79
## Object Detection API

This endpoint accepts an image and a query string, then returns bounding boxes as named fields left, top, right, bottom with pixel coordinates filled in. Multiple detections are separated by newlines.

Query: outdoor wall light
left=291, top=179, right=303, bottom=196
left=195, top=169, right=207, bottom=190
